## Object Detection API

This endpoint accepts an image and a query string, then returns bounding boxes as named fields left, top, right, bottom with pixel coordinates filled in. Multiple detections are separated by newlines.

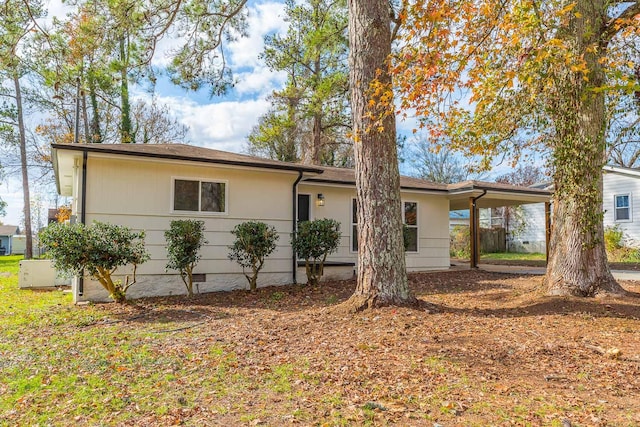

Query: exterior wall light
left=317, top=193, right=325, bottom=206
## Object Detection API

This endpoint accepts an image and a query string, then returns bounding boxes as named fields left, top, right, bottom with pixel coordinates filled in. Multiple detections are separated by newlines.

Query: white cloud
left=228, top=2, right=288, bottom=69
left=154, top=95, right=271, bottom=153
left=233, top=66, right=287, bottom=96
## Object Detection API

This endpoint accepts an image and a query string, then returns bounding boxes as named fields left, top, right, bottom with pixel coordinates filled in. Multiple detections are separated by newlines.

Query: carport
left=447, top=181, right=553, bottom=268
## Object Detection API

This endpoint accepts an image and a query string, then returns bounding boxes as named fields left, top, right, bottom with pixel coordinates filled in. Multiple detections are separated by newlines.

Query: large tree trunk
left=343, top=0, right=416, bottom=311
left=544, top=0, right=625, bottom=297
left=14, top=75, right=32, bottom=259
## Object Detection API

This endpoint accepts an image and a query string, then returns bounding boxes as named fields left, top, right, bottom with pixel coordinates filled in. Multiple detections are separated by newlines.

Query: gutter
left=291, top=171, right=304, bottom=284
left=470, top=190, right=487, bottom=269
left=78, top=150, right=87, bottom=297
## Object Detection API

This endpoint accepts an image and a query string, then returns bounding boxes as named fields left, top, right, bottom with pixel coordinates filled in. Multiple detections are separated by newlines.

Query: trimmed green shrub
left=228, top=221, right=279, bottom=292
left=292, top=219, right=341, bottom=286
left=39, top=221, right=149, bottom=303
left=165, top=220, right=207, bottom=297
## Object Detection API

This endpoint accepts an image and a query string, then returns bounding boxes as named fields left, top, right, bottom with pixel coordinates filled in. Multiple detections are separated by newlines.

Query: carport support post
left=545, top=201, right=551, bottom=264
left=469, top=197, right=479, bottom=268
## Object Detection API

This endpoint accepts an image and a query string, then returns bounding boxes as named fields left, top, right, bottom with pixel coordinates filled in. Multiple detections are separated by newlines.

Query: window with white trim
left=403, top=201, right=418, bottom=252
left=173, top=179, right=226, bottom=213
left=614, top=194, right=631, bottom=222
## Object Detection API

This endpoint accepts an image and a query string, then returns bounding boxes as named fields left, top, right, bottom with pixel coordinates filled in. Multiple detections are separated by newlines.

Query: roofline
left=302, top=178, right=449, bottom=193
left=603, top=164, right=640, bottom=178
left=51, top=143, right=325, bottom=175
left=448, top=183, right=552, bottom=197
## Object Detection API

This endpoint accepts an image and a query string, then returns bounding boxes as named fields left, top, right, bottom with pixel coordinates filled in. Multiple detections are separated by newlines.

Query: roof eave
left=51, top=143, right=325, bottom=175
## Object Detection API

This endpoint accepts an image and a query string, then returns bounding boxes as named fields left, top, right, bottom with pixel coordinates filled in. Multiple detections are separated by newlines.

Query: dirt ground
left=90, top=270, right=640, bottom=426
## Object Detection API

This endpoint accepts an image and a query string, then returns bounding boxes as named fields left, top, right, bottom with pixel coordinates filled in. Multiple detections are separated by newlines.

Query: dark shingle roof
left=303, top=165, right=449, bottom=192
left=51, top=143, right=325, bottom=174
left=52, top=143, right=551, bottom=198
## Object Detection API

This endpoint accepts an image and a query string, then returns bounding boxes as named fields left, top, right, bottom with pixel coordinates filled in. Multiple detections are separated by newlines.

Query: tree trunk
left=81, top=89, right=90, bottom=144
left=343, top=0, right=416, bottom=311
left=14, top=75, right=32, bottom=259
left=544, top=0, right=625, bottom=297
left=88, top=72, right=102, bottom=143
left=119, top=37, right=133, bottom=144
left=312, top=112, right=322, bottom=164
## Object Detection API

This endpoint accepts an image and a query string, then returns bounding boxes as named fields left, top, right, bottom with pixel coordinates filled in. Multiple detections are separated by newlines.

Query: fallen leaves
left=2, top=270, right=640, bottom=425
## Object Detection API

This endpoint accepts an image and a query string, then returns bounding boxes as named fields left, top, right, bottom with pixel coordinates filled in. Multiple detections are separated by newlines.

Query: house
left=51, top=143, right=551, bottom=302
left=508, top=165, right=640, bottom=254
left=0, top=225, right=20, bottom=256
left=602, top=165, right=640, bottom=247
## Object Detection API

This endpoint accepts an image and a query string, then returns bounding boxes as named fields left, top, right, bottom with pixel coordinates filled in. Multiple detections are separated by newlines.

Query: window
left=351, top=198, right=358, bottom=252
left=350, top=199, right=419, bottom=253
left=614, top=194, right=631, bottom=222
left=404, top=201, right=418, bottom=252
left=173, top=179, right=226, bottom=213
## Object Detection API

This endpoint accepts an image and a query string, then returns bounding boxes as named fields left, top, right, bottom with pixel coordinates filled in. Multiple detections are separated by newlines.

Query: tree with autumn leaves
left=393, top=0, right=640, bottom=297
left=15, top=0, right=640, bottom=305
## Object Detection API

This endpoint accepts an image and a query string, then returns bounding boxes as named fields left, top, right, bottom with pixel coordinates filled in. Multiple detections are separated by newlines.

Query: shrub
left=165, top=220, right=207, bottom=297
left=228, top=221, right=279, bottom=292
left=604, top=225, right=624, bottom=252
left=450, top=225, right=470, bottom=259
left=39, top=221, right=149, bottom=303
left=604, top=225, right=640, bottom=262
left=291, top=219, right=341, bottom=286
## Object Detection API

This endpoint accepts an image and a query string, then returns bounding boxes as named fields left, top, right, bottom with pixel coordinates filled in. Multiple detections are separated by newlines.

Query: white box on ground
left=19, top=259, right=70, bottom=288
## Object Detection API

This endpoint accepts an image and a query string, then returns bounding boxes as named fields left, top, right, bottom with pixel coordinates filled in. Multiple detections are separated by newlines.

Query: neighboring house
left=509, top=165, right=640, bottom=254
left=449, top=210, right=469, bottom=229
left=51, top=143, right=550, bottom=302
left=11, top=236, right=44, bottom=257
left=602, top=165, right=640, bottom=247
left=0, top=225, right=20, bottom=256
left=506, top=203, right=548, bottom=253
left=450, top=209, right=502, bottom=230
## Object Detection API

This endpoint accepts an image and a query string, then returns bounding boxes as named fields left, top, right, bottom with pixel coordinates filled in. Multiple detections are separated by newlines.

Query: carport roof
left=447, top=180, right=552, bottom=210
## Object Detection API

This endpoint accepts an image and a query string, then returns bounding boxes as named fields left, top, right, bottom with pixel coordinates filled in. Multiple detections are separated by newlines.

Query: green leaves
left=228, top=221, right=279, bottom=291
left=164, top=220, right=207, bottom=297
left=291, top=218, right=340, bottom=285
left=248, top=0, right=352, bottom=167
left=39, top=221, right=149, bottom=302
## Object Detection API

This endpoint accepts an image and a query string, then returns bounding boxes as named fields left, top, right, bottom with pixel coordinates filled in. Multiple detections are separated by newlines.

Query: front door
left=297, top=194, right=310, bottom=223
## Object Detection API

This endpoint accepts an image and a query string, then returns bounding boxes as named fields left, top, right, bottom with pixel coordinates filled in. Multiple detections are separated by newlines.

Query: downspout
left=292, top=171, right=304, bottom=284
left=470, top=189, right=487, bottom=268
left=78, top=150, right=88, bottom=296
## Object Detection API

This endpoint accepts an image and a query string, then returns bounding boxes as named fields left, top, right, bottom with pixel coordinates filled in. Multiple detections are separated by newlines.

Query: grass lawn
left=2, top=257, right=640, bottom=426
left=481, top=252, right=546, bottom=261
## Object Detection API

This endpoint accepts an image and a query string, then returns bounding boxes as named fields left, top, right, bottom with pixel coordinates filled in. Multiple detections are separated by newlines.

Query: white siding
left=603, top=171, right=640, bottom=247
left=77, top=156, right=299, bottom=302
left=69, top=154, right=452, bottom=302
left=507, top=203, right=546, bottom=253
left=297, top=184, right=450, bottom=271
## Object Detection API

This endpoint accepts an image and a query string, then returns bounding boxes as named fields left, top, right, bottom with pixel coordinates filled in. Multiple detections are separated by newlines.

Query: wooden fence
left=480, top=227, right=506, bottom=253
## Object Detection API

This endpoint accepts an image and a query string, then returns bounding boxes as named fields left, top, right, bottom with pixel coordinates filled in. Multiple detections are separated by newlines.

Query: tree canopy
left=393, top=0, right=640, bottom=296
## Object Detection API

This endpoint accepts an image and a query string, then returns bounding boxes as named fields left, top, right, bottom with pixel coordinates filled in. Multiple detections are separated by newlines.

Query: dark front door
left=298, top=194, right=310, bottom=223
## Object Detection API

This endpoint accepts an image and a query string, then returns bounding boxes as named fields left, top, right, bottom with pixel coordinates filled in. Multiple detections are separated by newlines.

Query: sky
left=2, top=0, right=293, bottom=226
left=0, top=0, right=509, bottom=229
